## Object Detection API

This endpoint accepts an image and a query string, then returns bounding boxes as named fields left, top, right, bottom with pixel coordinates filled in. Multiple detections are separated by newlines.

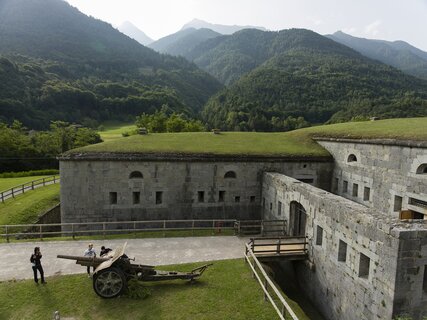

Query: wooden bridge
left=246, top=236, right=308, bottom=262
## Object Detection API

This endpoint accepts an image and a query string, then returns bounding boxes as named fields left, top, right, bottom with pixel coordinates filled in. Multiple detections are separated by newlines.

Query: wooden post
left=31, top=181, right=34, bottom=190
left=43, top=178, right=46, bottom=186
left=264, top=278, right=268, bottom=301
left=261, top=220, right=264, bottom=236
left=1, top=192, right=3, bottom=203
left=5, top=226, right=9, bottom=243
left=39, top=225, right=43, bottom=241
left=22, top=184, right=24, bottom=194
left=12, top=188, right=14, bottom=198
left=191, top=220, right=195, bottom=236
left=53, top=176, right=56, bottom=184
left=281, top=305, right=287, bottom=317
left=133, top=221, right=136, bottom=238
left=212, top=220, right=215, bottom=235
left=102, top=223, right=106, bottom=238
left=163, top=220, right=166, bottom=237
left=277, top=238, right=281, bottom=255
left=72, top=224, right=75, bottom=239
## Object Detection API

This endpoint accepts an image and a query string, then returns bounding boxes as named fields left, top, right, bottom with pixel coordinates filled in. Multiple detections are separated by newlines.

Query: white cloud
left=342, top=27, right=357, bottom=34
left=364, top=20, right=382, bottom=37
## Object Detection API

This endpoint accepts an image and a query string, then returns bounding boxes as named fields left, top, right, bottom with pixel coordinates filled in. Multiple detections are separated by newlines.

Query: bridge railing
left=244, top=242, right=299, bottom=320
left=0, top=219, right=237, bottom=242
left=248, top=236, right=308, bottom=256
left=234, top=219, right=287, bottom=236
left=0, top=175, right=60, bottom=203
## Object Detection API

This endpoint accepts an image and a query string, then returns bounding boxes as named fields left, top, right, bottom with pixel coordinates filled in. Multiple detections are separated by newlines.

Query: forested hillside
left=185, top=28, right=361, bottom=85
left=327, top=31, right=427, bottom=80
left=201, top=30, right=427, bottom=131
left=0, top=0, right=222, bottom=128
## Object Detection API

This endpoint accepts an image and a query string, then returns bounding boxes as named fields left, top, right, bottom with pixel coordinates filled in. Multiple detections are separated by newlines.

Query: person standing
left=84, top=243, right=96, bottom=276
left=30, top=247, right=46, bottom=284
left=100, top=246, right=112, bottom=257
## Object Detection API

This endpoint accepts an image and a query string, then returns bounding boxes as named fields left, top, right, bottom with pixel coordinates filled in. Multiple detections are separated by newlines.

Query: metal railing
left=234, top=219, right=287, bottom=236
left=0, top=175, right=60, bottom=203
left=244, top=242, right=299, bottom=320
left=0, top=219, right=237, bottom=242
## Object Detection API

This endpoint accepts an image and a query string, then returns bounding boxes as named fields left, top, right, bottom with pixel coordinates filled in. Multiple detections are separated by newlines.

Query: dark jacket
left=30, top=253, right=42, bottom=266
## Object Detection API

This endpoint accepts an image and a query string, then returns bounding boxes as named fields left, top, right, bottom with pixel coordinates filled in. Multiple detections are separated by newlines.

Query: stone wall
left=262, top=172, right=427, bottom=320
left=59, top=156, right=332, bottom=224
left=317, top=139, right=427, bottom=218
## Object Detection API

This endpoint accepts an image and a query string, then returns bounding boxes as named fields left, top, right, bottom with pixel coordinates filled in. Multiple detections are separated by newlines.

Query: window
left=416, top=164, right=427, bottom=174
left=198, top=191, right=205, bottom=203
left=423, top=266, right=427, bottom=293
left=250, top=196, right=256, bottom=203
left=316, top=226, right=323, bottom=246
left=363, top=187, right=370, bottom=201
left=278, top=201, right=282, bottom=216
left=156, top=192, right=163, bottom=204
left=409, top=197, right=427, bottom=210
left=132, top=192, right=140, bottom=205
left=235, top=196, right=240, bottom=203
left=129, top=171, right=143, bottom=179
left=109, top=192, right=117, bottom=205
left=262, top=197, right=266, bottom=208
left=359, top=253, right=370, bottom=278
left=269, top=202, right=272, bottom=211
left=219, top=191, right=225, bottom=202
left=343, top=181, right=348, bottom=193
left=224, top=171, right=237, bottom=179
left=347, top=154, right=357, bottom=162
left=394, top=195, right=403, bottom=212
left=334, top=178, right=339, bottom=193
left=352, top=183, right=358, bottom=197
left=338, top=240, right=347, bottom=262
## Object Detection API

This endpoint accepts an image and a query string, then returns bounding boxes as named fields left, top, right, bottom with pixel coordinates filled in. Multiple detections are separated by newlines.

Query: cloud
left=364, top=20, right=382, bottom=37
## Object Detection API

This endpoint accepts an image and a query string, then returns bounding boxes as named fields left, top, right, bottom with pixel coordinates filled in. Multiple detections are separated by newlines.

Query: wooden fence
left=0, top=219, right=237, bottom=242
left=0, top=175, right=60, bottom=203
left=244, top=242, right=300, bottom=320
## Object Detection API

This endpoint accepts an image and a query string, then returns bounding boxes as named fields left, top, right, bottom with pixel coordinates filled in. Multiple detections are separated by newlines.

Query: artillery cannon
left=57, top=243, right=212, bottom=298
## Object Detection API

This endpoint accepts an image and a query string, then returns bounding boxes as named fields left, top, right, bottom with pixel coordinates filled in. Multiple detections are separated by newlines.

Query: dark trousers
left=87, top=266, right=94, bottom=274
left=32, top=265, right=44, bottom=283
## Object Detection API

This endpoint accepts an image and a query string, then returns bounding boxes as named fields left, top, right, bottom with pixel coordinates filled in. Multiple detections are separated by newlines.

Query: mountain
left=149, top=28, right=221, bottom=56
left=200, top=29, right=427, bottom=131
left=327, top=31, right=427, bottom=80
left=181, top=19, right=266, bottom=35
left=185, top=28, right=360, bottom=85
left=117, top=21, right=153, bottom=46
left=0, top=0, right=222, bottom=128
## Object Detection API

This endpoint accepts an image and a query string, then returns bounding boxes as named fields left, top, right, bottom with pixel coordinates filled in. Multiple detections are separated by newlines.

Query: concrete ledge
left=314, top=137, right=427, bottom=148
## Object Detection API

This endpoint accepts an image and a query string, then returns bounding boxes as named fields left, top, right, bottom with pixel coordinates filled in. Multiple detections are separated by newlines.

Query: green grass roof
left=68, top=117, right=427, bottom=158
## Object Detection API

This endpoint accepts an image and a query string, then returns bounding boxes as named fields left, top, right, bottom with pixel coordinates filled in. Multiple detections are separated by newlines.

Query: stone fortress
left=60, top=130, right=427, bottom=320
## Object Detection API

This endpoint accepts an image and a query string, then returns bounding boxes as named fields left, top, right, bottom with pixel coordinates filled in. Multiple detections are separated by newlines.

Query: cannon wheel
left=93, top=267, right=127, bottom=298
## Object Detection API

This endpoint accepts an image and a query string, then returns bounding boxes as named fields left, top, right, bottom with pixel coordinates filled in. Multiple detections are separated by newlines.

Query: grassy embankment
left=0, top=175, right=54, bottom=192
left=0, top=259, right=310, bottom=320
left=98, top=121, right=137, bottom=142
left=77, top=118, right=427, bottom=157
left=0, top=184, right=60, bottom=226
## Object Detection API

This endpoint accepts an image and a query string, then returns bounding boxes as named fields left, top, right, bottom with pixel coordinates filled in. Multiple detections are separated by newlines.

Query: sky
left=65, top=0, right=427, bottom=51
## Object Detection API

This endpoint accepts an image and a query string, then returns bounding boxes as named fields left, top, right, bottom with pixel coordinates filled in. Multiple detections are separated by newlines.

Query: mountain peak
left=181, top=18, right=266, bottom=35
left=117, top=21, right=153, bottom=46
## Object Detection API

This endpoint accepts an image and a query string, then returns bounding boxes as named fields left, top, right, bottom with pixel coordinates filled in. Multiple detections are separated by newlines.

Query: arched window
left=224, top=171, right=237, bottom=179
left=129, top=171, right=143, bottom=179
left=416, top=164, right=427, bottom=174
left=347, top=154, right=357, bottom=163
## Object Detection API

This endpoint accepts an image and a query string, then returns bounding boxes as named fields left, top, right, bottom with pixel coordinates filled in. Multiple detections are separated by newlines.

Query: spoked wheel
left=93, top=267, right=126, bottom=298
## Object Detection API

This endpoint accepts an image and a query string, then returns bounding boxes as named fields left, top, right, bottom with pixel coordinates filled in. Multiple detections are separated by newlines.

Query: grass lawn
left=0, top=176, right=52, bottom=192
left=0, top=259, right=310, bottom=320
left=99, top=121, right=137, bottom=142
left=0, top=184, right=60, bottom=225
left=71, top=117, right=427, bottom=157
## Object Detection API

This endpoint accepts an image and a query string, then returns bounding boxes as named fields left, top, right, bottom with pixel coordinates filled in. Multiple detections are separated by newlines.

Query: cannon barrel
left=57, top=255, right=109, bottom=264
